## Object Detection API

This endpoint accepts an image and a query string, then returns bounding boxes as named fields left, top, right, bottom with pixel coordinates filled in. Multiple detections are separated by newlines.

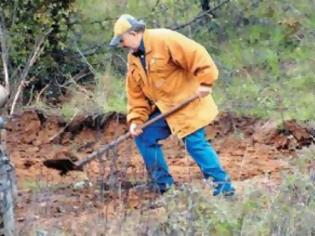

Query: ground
left=4, top=109, right=315, bottom=235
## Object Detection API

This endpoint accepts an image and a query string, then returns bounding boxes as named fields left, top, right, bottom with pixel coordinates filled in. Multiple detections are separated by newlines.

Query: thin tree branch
left=36, top=84, right=49, bottom=104
left=18, top=28, right=52, bottom=83
left=10, top=77, right=36, bottom=114
left=48, top=110, right=79, bottom=143
left=26, top=84, right=35, bottom=106
left=10, top=63, right=22, bottom=81
left=63, top=70, right=92, bottom=87
left=88, top=16, right=116, bottom=26
left=113, top=53, right=127, bottom=66
left=152, top=0, right=161, bottom=12
left=11, top=0, right=18, bottom=28
left=172, top=0, right=230, bottom=30
left=63, top=75, right=92, bottom=97
left=70, top=42, right=106, bottom=58
left=76, top=45, right=96, bottom=75
left=10, top=28, right=52, bottom=115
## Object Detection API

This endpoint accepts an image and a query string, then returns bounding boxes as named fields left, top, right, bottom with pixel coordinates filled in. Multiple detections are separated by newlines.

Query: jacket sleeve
left=125, top=68, right=151, bottom=126
left=165, top=30, right=219, bottom=86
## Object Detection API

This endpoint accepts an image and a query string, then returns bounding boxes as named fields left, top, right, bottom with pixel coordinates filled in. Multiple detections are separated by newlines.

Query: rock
left=36, top=230, right=48, bottom=236
left=73, top=180, right=92, bottom=190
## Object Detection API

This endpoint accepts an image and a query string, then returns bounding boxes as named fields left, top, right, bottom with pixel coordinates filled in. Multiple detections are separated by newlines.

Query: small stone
left=73, top=180, right=92, bottom=190
left=17, top=217, right=25, bottom=222
left=36, top=230, right=48, bottom=236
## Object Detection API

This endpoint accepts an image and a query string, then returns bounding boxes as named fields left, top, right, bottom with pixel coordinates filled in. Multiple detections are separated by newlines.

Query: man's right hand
left=129, top=123, right=143, bottom=137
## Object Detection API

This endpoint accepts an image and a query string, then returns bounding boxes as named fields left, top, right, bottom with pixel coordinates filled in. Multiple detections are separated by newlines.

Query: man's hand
left=197, top=85, right=212, bottom=98
left=129, top=123, right=143, bottom=137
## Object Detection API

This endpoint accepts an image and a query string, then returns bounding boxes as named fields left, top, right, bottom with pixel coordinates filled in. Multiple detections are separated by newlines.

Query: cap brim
left=109, top=35, right=121, bottom=48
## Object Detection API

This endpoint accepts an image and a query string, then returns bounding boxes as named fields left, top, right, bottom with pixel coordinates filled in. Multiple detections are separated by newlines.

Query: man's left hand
left=197, top=85, right=212, bottom=98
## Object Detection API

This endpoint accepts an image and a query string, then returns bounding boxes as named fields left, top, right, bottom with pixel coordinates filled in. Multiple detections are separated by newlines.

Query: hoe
left=44, top=95, right=199, bottom=175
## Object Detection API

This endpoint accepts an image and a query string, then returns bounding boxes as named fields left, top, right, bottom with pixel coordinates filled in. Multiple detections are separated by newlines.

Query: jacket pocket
left=149, top=55, right=168, bottom=73
left=149, top=56, right=173, bottom=92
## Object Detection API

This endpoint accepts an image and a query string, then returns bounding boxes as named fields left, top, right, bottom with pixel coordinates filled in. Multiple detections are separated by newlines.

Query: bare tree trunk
left=0, top=148, right=17, bottom=236
left=0, top=11, right=10, bottom=107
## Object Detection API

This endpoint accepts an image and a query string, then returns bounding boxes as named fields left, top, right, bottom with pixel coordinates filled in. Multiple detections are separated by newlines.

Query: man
left=109, top=14, right=235, bottom=196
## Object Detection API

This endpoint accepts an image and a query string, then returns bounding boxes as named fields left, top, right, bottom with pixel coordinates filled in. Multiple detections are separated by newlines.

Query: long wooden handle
left=139, top=94, right=199, bottom=130
left=74, top=94, right=199, bottom=168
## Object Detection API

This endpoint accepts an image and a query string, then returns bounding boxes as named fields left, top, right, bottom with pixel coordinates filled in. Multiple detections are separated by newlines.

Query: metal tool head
left=43, top=159, right=82, bottom=175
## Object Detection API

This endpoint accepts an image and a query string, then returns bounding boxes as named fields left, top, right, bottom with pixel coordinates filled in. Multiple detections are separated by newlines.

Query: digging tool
left=43, top=94, right=200, bottom=174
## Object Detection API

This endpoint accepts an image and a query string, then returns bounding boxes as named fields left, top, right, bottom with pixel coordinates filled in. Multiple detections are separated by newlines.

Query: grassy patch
left=113, top=146, right=315, bottom=235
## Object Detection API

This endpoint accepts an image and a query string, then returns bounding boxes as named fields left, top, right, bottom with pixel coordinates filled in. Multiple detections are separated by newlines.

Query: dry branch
left=19, top=29, right=52, bottom=83
left=10, top=28, right=52, bottom=115
left=152, top=0, right=161, bottom=11
left=36, top=84, right=49, bottom=104
left=10, top=77, right=36, bottom=115
left=76, top=45, right=96, bottom=75
left=172, top=0, right=230, bottom=30
left=48, top=110, right=79, bottom=143
left=67, top=76, right=92, bottom=97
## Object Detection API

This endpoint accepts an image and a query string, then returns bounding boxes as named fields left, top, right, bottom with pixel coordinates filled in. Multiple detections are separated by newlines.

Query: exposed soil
left=5, top=110, right=315, bottom=235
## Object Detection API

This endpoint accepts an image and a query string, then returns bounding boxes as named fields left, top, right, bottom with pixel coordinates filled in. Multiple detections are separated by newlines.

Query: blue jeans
left=135, top=110, right=234, bottom=195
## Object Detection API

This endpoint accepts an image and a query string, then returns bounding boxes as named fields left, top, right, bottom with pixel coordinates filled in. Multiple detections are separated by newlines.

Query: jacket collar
left=129, top=29, right=152, bottom=59
left=132, top=38, right=145, bottom=57
left=143, top=29, right=152, bottom=55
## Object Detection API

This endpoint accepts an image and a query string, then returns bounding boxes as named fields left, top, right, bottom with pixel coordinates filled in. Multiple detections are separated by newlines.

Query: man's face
left=119, top=31, right=141, bottom=52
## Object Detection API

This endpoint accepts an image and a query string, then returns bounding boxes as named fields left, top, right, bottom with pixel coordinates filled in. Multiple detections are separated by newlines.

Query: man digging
left=109, top=14, right=235, bottom=196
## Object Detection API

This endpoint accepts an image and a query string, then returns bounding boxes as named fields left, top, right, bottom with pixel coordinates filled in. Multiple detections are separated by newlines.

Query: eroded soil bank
left=5, top=110, right=315, bottom=234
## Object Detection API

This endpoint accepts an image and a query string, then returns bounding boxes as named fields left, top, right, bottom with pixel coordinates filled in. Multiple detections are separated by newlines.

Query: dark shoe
left=150, top=183, right=173, bottom=194
left=134, top=182, right=173, bottom=194
left=213, top=183, right=235, bottom=197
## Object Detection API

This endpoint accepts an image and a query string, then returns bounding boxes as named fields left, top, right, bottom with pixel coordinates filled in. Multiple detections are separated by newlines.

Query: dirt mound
left=6, top=110, right=315, bottom=183
left=5, top=110, right=315, bottom=234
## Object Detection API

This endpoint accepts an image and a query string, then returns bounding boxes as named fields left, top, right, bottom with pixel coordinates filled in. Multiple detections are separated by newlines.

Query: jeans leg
left=183, top=128, right=235, bottom=195
left=134, top=110, right=174, bottom=189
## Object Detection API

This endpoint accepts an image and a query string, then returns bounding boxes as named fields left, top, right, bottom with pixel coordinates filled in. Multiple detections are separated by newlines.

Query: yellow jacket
left=126, top=28, right=219, bottom=138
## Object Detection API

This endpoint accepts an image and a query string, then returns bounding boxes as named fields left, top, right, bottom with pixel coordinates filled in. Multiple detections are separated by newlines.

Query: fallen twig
left=48, top=110, right=79, bottom=143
